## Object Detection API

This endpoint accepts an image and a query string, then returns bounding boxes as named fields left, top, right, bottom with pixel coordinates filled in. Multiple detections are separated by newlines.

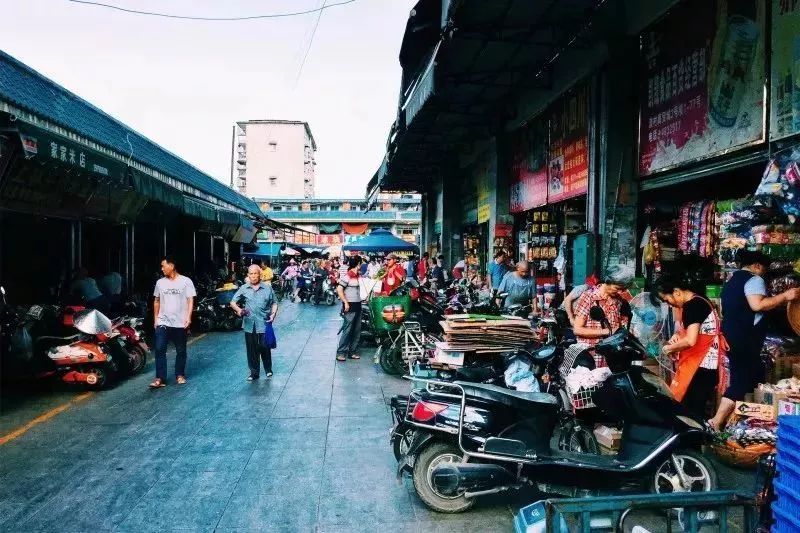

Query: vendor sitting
left=573, top=267, right=631, bottom=367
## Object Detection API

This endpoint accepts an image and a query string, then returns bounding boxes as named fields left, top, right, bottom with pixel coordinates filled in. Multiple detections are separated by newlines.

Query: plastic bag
left=504, top=358, right=539, bottom=392
left=263, top=321, right=277, bottom=349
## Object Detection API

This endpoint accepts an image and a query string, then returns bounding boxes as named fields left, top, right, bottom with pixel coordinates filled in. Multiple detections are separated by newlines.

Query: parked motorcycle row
left=0, top=286, right=149, bottom=390
left=378, top=284, right=723, bottom=520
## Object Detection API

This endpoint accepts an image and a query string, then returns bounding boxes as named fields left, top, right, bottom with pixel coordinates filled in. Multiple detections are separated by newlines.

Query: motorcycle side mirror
left=0, top=286, right=5, bottom=295
left=589, top=306, right=607, bottom=322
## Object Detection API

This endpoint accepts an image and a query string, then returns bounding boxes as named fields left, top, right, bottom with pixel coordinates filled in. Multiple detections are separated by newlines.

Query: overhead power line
left=294, top=0, right=326, bottom=88
left=64, top=0, right=356, bottom=21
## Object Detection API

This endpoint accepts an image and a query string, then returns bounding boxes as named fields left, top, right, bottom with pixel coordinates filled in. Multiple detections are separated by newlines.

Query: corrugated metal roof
left=0, top=49, right=262, bottom=217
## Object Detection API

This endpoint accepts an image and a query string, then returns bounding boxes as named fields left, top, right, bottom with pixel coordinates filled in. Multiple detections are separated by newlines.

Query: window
left=329, top=205, right=340, bottom=211
left=310, top=205, right=319, bottom=211
left=269, top=142, right=277, bottom=152
left=269, top=176, right=278, bottom=187
left=273, top=206, right=282, bottom=211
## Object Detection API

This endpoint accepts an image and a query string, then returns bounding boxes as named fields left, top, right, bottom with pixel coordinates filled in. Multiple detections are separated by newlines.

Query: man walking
left=230, top=264, right=278, bottom=381
left=149, top=256, right=196, bottom=389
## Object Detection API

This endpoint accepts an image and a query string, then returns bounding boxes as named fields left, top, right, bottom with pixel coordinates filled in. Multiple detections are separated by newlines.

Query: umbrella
left=342, top=229, right=419, bottom=253
left=281, top=246, right=300, bottom=256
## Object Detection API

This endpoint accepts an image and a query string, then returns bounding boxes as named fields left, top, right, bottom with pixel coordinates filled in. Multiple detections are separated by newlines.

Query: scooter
left=321, top=276, right=337, bottom=306
left=113, top=316, right=148, bottom=375
left=397, top=308, right=718, bottom=513
left=44, top=308, right=130, bottom=389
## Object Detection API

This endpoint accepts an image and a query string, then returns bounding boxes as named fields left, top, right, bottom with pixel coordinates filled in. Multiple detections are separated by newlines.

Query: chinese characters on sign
left=639, top=0, right=764, bottom=176
left=770, top=0, right=800, bottom=140
left=548, top=83, right=589, bottom=203
left=315, top=234, right=343, bottom=246
left=510, top=117, right=548, bottom=213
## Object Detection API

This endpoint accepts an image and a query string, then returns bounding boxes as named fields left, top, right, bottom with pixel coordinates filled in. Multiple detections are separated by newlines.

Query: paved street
left=0, top=302, right=515, bottom=533
left=0, top=302, right=756, bottom=533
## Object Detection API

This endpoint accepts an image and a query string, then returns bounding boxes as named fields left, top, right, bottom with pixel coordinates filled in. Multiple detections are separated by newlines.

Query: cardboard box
left=778, top=399, right=800, bottom=416
left=593, top=425, right=622, bottom=450
left=598, top=444, right=618, bottom=456
left=754, top=385, right=800, bottom=416
left=431, top=343, right=464, bottom=366
left=734, top=401, right=776, bottom=421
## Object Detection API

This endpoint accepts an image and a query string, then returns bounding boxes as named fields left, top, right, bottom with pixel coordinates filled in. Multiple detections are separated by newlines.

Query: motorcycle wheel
left=651, top=448, right=718, bottom=494
left=378, top=339, right=402, bottom=376
left=412, top=442, right=475, bottom=513
left=557, top=420, right=599, bottom=454
left=84, top=365, right=110, bottom=390
left=325, top=293, right=336, bottom=306
left=392, top=424, right=414, bottom=462
left=127, top=346, right=147, bottom=375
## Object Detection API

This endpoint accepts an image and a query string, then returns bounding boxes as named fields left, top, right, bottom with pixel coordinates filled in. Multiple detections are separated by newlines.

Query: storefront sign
left=639, top=0, right=765, bottom=176
left=316, top=234, right=343, bottom=246
left=494, top=224, right=513, bottom=238
left=510, top=117, right=548, bottom=212
left=477, top=204, right=491, bottom=224
left=17, top=122, right=126, bottom=182
left=770, top=0, right=800, bottom=140
left=548, top=83, right=589, bottom=203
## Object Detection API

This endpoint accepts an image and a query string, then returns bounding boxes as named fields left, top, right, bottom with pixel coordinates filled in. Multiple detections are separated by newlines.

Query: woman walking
left=654, top=275, right=725, bottom=418
left=335, top=256, right=363, bottom=362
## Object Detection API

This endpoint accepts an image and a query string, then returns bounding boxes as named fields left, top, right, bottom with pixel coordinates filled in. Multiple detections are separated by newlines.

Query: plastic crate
left=368, top=295, right=411, bottom=334
left=514, top=500, right=568, bottom=533
left=772, top=504, right=800, bottom=533
left=777, top=415, right=800, bottom=450
left=776, top=452, right=800, bottom=491
left=773, top=480, right=800, bottom=532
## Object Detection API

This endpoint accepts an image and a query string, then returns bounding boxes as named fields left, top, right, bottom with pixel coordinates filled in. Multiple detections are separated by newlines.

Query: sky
left=0, top=0, right=416, bottom=198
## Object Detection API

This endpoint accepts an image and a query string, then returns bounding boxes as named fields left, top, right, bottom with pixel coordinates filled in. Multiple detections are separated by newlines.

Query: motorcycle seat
left=530, top=344, right=557, bottom=362
left=454, top=381, right=558, bottom=412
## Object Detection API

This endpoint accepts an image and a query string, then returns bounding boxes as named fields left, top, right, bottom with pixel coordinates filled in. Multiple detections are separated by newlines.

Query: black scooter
left=397, top=308, right=718, bottom=513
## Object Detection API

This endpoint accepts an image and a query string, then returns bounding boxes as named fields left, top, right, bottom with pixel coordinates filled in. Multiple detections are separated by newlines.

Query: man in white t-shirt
left=149, top=256, right=196, bottom=389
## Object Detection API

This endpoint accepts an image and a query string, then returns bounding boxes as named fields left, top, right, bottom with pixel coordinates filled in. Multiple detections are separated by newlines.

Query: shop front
left=509, top=81, right=592, bottom=306
left=634, top=0, right=800, bottom=463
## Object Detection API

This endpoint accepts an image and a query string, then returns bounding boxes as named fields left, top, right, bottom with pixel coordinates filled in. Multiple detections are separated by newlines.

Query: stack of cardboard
left=438, top=315, right=536, bottom=354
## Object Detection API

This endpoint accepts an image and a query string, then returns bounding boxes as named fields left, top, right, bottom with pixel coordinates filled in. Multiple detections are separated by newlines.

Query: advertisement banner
left=510, top=117, right=548, bottom=212
left=770, top=0, right=800, bottom=140
left=639, top=0, right=765, bottom=176
left=316, top=234, right=342, bottom=246
left=548, top=83, right=589, bottom=203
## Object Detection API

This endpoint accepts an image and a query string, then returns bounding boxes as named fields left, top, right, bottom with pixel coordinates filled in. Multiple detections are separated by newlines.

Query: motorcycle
left=295, top=275, right=314, bottom=303
left=321, top=276, right=337, bottom=306
left=113, top=316, right=148, bottom=375
left=397, top=308, right=718, bottom=513
left=193, top=296, right=217, bottom=332
left=44, top=308, right=131, bottom=389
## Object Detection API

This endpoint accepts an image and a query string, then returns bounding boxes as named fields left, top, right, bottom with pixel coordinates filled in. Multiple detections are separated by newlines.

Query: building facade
left=369, top=0, right=800, bottom=298
left=233, top=120, right=317, bottom=199
left=258, top=193, right=421, bottom=248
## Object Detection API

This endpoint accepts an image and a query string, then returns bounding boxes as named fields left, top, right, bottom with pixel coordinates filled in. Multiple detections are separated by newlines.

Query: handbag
left=263, top=321, right=277, bottom=349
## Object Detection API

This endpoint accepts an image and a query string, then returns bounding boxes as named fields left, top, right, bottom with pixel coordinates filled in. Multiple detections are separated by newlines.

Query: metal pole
left=193, top=231, right=197, bottom=274
left=123, top=224, right=130, bottom=294
left=229, top=124, right=236, bottom=189
left=162, top=225, right=167, bottom=257
left=76, top=220, right=82, bottom=268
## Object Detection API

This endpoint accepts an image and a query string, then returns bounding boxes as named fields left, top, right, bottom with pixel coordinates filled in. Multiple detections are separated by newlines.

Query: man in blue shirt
left=231, top=265, right=278, bottom=381
left=488, top=251, right=511, bottom=290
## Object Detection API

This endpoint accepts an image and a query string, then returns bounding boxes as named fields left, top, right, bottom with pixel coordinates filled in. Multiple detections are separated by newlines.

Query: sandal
left=148, top=378, right=165, bottom=389
left=349, top=354, right=361, bottom=360
left=176, top=376, right=187, bottom=385
left=336, top=355, right=347, bottom=362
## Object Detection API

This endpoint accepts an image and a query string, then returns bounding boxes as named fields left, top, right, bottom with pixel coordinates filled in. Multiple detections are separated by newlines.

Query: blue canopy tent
left=342, top=229, right=419, bottom=253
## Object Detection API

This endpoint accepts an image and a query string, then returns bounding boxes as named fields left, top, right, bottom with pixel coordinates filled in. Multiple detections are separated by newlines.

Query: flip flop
left=176, top=376, right=187, bottom=385
left=148, top=379, right=165, bottom=389
left=349, top=354, right=361, bottom=360
left=336, top=355, right=347, bottom=362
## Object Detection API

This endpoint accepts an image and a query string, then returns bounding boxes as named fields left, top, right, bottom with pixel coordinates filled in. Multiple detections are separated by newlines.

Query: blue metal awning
left=241, top=242, right=283, bottom=257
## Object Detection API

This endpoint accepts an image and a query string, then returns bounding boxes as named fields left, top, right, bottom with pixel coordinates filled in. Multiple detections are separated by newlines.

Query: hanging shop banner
left=639, top=0, right=765, bottom=176
left=494, top=224, right=513, bottom=238
left=316, top=233, right=343, bottom=246
left=476, top=149, right=495, bottom=224
left=510, top=117, right=548, bottom=213
left=770, top=0, right=800, bottom=140
left=548, top=83, right=589, bottom=203
left=342, top=222, right=369, bottom=235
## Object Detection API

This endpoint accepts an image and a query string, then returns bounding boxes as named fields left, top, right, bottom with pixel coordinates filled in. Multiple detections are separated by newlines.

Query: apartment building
left=232, top=120, right=317, bottom=198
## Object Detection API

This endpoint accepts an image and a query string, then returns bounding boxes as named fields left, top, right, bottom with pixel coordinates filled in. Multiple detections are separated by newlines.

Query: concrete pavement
left=0, top=301, right=517, bottom=532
